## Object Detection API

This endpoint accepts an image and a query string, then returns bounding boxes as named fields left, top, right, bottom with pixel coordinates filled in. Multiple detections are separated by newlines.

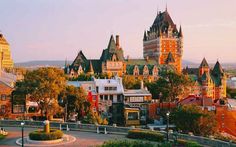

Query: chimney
left=141, top=80, right=144, bottom=89
left=127, top=55, right=130, bottom=61
left=116, top=35, right=120, bottom=48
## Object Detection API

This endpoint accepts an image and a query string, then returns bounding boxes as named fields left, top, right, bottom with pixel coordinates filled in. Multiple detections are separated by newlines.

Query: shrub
left=177, top=139, right=202, bottom=147
left=127, top=129, right=164, bottom=142
left=101, top=140, right=156, bottom=147
left=29, top=129, right=63, bottom=141
left=0, top=134, right=6, bottom=140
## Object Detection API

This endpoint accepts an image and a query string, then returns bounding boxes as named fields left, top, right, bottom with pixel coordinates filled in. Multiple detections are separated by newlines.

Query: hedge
left=0, top=134, right=6, bottom=140
left=29, top=129, right=63, bottom=141
left=127, top=129, right=164, bottom=142
left=101, top=140, right=156, bottom=147
left=177, top=139, right=202, bottom=147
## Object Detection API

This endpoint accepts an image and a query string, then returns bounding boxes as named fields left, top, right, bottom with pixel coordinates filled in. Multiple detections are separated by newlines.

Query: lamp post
left=21, top=122, right=24, bottom=147
left=60, top=99, right=68, bottom=122
left=166, top=111, right=170, bottom=142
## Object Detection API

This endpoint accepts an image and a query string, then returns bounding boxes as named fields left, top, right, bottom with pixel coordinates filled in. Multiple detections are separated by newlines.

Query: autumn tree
left=15, top=67, right=66, bottom=119
left=172, top=104, right=217, bottom=136
left=122, top=75, right=141, bottom=89
left=59, top=85, right=91, bottom=121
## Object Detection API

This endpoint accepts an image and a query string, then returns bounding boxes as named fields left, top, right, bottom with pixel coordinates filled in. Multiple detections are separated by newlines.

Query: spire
left=165, top=52, right=175, bottom=64
left=143, top=30, right=147, bottom=41
left=165, top=3, right=168, bottom=12
left=107, top=35, right=116, bottom=53
left=88, top=61, right=94, bottom=74
left=64, top=58, right=67, bottom=67
left=213, top=60, right=224, bottom=75
left=199, top=58, right=209, bottom=68
left=178, top=25, right=183, bottom=37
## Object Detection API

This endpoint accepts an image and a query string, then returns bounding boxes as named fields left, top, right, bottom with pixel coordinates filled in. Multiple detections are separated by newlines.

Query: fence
left=0, top=120, right=235, bottom=146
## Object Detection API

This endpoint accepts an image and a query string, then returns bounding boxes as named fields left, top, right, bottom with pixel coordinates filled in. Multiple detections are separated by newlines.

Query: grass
left=0, top=134, right=6, bottom=140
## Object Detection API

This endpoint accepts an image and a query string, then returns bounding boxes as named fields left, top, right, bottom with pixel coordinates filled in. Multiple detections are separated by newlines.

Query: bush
left=101, top=140, right=157, bottom=147
left=127, top=129, right=164, bottom=142
left=0, top=134, right=6, bottom=140
left=29, top=129, right=63, bottom=141
left=177, top=139, right=202, bottom=147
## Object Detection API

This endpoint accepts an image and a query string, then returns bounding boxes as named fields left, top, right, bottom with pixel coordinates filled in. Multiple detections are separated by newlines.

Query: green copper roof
left=199, top=58, right=209, bottom=68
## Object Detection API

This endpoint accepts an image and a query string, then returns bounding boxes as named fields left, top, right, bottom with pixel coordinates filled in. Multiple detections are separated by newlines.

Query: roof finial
left=165, top=3, right=168, bottom=12
left=157, top=5, right=159, bottom=15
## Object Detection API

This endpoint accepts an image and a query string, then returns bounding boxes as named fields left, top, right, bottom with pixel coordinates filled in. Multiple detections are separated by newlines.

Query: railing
left=0, top=120, right=236, bottom=146
left=0, top=120, right=131, bottom=135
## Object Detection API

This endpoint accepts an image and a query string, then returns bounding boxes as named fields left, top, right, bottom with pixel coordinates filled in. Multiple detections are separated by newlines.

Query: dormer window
left=152, top=66, right=158, bottom=76
left=143, top=65, right=149, bottom=76
left=133, top=65, right=139, bottom=76
left=78, top=65, right=83, bottom=75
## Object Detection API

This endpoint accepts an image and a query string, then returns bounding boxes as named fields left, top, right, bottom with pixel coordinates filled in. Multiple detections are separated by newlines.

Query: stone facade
left=0, top=33, right=14, bottom=69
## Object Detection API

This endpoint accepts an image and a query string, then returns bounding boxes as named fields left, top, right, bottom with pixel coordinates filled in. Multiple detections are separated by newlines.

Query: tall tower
left=0, top=33, right=14, bottom=69
left=143, top=9, right=183, bottom=72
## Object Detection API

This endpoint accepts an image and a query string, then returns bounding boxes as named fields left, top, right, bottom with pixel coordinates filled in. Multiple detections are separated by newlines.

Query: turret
left=178, top=25, right=183, bottom=38
left=199, top=58, right=210, bottom=77
left=143, top=30, right=147, bottom=41
left=87, top=61, right=94, bottom=75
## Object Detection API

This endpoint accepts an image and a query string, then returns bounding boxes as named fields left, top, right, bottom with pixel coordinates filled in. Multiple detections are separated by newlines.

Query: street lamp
left=60, top=99, right=68, bottom=122
left=21, top=122, right=25, bottom=147
left=166, top=111, right=170, bottom=142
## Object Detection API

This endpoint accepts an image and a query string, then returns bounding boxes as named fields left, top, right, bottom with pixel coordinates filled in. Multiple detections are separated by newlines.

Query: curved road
left=0, top=127, right=125, bottom=147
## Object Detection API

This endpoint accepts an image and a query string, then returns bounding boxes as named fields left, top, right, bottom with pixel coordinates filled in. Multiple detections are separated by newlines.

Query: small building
left=123, top=88, right=152, bottom=126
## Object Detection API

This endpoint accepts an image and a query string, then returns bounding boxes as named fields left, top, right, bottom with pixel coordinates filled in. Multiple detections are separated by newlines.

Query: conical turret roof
left=199, top=58, right=209, bottom=68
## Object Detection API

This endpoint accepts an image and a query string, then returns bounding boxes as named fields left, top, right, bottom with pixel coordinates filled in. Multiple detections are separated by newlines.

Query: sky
left=0, top=0, right=236, bottom=63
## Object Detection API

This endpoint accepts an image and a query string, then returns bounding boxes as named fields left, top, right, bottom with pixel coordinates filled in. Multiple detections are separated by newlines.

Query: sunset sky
left=0, top=0, right=235, bottom=63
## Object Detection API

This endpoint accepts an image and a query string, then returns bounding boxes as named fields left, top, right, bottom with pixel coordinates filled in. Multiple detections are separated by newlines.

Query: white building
left=227, top=77, right=236, bottom=89
left=94, top=77, right=124, bottom=103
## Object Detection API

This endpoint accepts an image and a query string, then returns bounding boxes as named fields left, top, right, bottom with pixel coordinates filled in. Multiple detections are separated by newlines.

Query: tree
left=146, top=71, right=193, bottom=101
left=59, top=85, right=90, bottom=121
left=172, top=104, right=217, bottom=136
left=15, top=67, right=66, bottom=119
left=122, top=75, right=141, bottom=89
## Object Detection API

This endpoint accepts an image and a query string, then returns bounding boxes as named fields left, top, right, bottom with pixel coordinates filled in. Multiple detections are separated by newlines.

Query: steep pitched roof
left=212, top=61, right=225, bottom=86
left=0, top=33, right=9, bottom=45
left=151, top=10, right=178, bottom=34
left=166, top=52, right=175, bottom=64
left=100, top=35, right=124, bottom=62
left=107, top=35, right=116, bottom=53
left=199, top=58, right=209, bottom=68
left=71, top=50, right=88, bottom=67
left=212, top=61, right=224, bottom=75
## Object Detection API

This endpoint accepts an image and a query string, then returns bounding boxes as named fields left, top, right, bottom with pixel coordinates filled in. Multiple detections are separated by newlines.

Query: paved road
left=0, top=127, right=125, bottom=147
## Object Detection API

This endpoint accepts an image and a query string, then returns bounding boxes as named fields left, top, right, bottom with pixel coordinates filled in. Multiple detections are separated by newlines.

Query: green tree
left=15, top=67, right=66, bottom=119
left=59, top=86, right=91, bottom=121
left=172, top=104, right=217, bottom=136
left=146, top=71, right=193, bottom=101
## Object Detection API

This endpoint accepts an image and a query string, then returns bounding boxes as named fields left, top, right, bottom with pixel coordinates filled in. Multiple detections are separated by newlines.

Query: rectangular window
left=1, top=94, right=6, bottom=101
left=104, top=95, right=108, bottom=100
left=110, top=95, right=113, bottom=101
left=100, top=95, right=103, bottom=101
left=1, top=105, right=6, bottom=113
left=128, top=112, right=139, bottom=120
